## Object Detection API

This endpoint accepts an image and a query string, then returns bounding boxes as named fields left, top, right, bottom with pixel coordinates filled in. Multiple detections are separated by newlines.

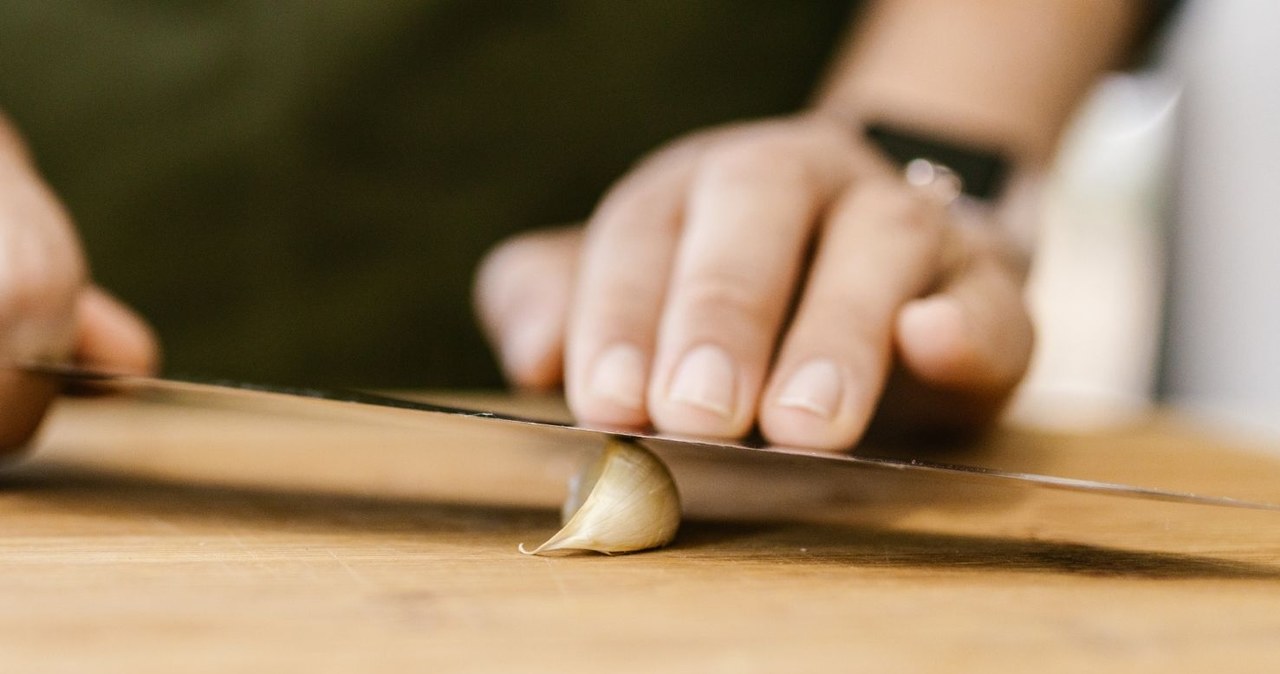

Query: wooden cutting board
left=2, top=393, right=1279, bottom=672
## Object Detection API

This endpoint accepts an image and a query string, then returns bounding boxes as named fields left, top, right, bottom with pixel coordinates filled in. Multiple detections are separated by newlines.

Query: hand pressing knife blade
left=17, top=360, right=1280, bottom=513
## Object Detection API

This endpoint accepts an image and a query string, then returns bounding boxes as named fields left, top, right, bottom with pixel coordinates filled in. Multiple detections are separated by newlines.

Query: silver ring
left=903, top=158, right=963, bottom=205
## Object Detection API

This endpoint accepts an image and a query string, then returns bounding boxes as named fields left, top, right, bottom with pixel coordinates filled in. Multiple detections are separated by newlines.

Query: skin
left=476, top=0, right=1145, bottom=451
left=0, top=0, right=1143, bottom=455
left=0, top=113, right=158, bottom=456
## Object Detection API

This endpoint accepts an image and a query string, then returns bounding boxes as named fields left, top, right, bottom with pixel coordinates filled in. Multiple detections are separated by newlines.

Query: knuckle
left=579, top=273, right=659, bottom=327
left=841, top=181, right=940, bottom=232
left=592, top=180, right=674, bottom=234
left=699, top=140, right=810, bottom=189
left=673, top=271, right=775, bottom=333
left=812, top=292, right=894, bottom=353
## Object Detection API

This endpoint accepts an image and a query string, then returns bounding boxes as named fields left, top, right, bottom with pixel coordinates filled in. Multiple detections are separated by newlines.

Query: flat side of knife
left=18, top=361, right=1280, bottom=514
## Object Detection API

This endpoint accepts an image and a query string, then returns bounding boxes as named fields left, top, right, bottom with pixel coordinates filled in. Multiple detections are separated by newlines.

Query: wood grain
left=3, top=392, right=1280, bottom=672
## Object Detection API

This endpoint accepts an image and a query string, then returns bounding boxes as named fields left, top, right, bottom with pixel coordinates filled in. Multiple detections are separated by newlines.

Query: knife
left=19, top=360, right=1280, bottom=513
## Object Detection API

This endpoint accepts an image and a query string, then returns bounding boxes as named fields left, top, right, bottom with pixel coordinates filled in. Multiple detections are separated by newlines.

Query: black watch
left=864, top=122, right=1011, bottom=201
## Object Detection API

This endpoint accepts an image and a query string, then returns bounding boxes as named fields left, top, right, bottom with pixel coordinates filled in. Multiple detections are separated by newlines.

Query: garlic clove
left=520, top=438, right=681, bottom=556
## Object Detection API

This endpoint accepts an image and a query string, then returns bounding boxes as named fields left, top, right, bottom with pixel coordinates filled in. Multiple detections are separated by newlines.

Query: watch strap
left=864, top=122, right=1010, bottom=201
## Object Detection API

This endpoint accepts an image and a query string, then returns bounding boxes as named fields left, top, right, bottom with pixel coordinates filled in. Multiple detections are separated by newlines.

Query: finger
left=893, top=255, right=1034, bottom=416
left=0, top=137, right=85, bottom=453
left=564, top=152, right=696, bottom=427
left=474, top=226, right=582, bottom=390
left=645, top=144, right=833, bottom=438
left=0, top=366, right=59, bottom=456
left=759, top=183, right=948, bottom=451
left=74, top=285, right=161, bottom=375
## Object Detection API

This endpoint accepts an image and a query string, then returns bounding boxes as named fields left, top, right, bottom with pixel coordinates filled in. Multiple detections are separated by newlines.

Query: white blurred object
left=1159, top=0, right=1280, bottom=439
left=1010, top=73, right=1178, bottom=430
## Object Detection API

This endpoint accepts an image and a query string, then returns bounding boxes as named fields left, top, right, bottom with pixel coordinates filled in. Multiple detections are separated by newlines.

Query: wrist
left=812, top=95, right=1046, bottom=173
left=811, top=0, right=1145, bottom=169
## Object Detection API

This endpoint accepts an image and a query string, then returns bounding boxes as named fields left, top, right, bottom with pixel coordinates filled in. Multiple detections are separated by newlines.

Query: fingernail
left=589, top=343, right=646, bottom=410
left=776, top=359, right=843, bottom=420
left=667, top=344, right=736, bottom=417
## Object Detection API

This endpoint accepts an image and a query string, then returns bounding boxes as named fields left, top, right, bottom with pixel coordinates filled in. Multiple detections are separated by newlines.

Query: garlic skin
left=520, top=438, right=681, bottom=556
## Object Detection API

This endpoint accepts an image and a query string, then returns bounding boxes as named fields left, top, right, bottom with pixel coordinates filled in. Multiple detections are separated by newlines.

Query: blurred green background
left=0, top=1, right=853, bottom=388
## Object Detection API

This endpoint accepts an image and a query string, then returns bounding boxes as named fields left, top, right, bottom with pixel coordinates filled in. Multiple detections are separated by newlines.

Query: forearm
left=815, top=0, right=1146, bottom=167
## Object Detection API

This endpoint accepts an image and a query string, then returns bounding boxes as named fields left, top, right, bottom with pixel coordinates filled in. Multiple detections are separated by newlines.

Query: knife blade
left=19, top=360, right=1280, bottom=513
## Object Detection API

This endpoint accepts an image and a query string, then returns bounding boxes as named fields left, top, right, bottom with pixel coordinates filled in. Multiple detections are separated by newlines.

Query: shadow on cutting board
left=4, top=461, right=1278, bottom=581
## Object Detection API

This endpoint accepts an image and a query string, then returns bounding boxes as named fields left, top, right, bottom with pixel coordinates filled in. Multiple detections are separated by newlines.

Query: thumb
left=0, top=286, right=158, bottom=456
left=0, top=119, right=83, bottom=454
left=74, top=285, right=160, bottom=375
left=473, top=226, right=583, bottom=390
